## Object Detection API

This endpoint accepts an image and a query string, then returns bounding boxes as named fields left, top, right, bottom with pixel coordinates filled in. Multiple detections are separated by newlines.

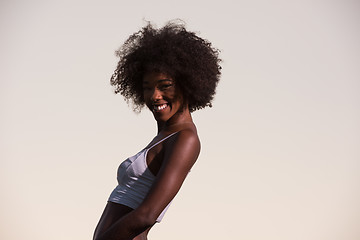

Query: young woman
left=93, top=21, right=221, bottom=240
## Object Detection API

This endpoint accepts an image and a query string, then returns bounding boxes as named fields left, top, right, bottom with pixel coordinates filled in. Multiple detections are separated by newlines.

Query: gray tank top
left=108, top=132, right=178, bottom=222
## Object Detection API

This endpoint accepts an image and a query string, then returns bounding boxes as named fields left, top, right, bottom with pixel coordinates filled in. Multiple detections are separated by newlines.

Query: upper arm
left=135, top=129, right=201, bottom=222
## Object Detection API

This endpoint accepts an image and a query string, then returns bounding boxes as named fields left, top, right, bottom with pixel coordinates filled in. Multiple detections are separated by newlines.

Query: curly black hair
left=110, top=20, right=221, bottom=112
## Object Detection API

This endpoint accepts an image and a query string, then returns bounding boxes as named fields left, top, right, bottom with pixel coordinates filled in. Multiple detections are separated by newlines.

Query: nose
left=151, top=88, right=162, bottom=102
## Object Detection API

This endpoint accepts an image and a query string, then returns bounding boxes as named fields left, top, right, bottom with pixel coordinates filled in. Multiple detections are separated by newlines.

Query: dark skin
left=93, top=72, right=201, bottom=240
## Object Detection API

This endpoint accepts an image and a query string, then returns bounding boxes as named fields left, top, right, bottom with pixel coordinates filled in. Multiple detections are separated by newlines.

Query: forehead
left=142, top=72, right=173, bottom=84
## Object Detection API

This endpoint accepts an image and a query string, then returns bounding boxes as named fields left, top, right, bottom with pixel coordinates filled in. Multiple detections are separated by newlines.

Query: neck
left=156, top=109, right=193, bottom=133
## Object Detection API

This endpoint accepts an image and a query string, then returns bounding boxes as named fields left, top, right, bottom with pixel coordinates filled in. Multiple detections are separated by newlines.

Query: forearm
left=94, top=209, right=155, bottom=240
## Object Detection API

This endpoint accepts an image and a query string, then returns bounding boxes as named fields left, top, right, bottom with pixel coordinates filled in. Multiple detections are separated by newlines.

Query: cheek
left=171, top=95, right=184, bottom=109
left=168, top=88, right=178, bottom=98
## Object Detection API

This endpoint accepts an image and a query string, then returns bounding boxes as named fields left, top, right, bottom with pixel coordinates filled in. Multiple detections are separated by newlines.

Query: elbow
left=140, top=213, right=158, bottom=228
left=135, top=208, right=158, bottom=227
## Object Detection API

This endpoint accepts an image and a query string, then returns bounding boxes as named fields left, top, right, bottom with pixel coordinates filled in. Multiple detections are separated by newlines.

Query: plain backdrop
left=1, top=0, right=359, bottom=239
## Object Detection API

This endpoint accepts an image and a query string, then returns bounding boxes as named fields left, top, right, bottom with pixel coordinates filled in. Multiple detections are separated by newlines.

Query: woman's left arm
left=94, top=129, right=200, bottom=240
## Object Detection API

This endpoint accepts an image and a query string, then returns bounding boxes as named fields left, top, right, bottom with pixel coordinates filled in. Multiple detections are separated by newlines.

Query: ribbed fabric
left=108, top=132, right=178, bottom=222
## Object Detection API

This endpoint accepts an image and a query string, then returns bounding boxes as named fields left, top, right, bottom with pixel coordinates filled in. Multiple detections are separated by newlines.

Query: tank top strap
left=147, top=131, right=179, bottom=150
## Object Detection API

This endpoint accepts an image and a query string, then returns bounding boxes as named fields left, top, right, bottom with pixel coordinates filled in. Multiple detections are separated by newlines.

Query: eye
left=160, top=84, right=173, bottom=90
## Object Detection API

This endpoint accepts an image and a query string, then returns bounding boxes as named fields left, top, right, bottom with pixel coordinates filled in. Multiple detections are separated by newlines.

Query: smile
left=153, top=103, right=169, bottom=112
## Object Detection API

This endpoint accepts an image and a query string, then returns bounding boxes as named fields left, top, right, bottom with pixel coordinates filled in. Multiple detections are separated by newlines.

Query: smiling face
left=142, top=72, right=186, bottom=124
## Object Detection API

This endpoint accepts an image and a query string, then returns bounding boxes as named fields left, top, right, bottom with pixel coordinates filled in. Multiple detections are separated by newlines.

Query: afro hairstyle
left=110, top=20, right=222, bottom=112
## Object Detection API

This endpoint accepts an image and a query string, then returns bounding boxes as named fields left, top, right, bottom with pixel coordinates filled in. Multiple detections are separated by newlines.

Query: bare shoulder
left=163, top=125, right=201, bottom=166
left=170, top=124, right=200, bottom=147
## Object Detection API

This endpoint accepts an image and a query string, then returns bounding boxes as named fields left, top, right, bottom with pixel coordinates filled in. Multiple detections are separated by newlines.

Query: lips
left=153, top=103, right=169, bottom=112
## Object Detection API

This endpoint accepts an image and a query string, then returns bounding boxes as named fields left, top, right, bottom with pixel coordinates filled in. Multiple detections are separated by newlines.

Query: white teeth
left=154, top=104, right=167, bottom=111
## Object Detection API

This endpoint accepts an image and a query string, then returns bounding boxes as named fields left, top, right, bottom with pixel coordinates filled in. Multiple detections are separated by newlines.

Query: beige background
left=1, top=0, right=359, bottom=239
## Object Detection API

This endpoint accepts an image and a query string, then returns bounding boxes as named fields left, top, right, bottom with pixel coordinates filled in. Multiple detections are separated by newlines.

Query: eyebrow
left=158, top=79, right=173, bottom=83
left=143, top=79, right=173, bottom=85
